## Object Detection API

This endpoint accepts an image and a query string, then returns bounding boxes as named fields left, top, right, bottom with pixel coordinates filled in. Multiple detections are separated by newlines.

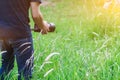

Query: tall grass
left=0, top=0, right=120, bottom=80
left=31, top=0, right=120, bottom=80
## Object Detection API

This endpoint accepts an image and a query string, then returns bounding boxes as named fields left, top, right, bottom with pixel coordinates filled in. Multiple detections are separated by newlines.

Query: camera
left=32, top=23, right=55, bottom=32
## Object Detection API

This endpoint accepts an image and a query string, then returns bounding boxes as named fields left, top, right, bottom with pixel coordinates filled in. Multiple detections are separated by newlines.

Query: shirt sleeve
left=31, top=0, right=42, bottom=3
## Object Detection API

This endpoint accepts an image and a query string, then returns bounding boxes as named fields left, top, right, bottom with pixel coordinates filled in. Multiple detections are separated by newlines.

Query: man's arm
left=30, top=2, right=49, bottom=34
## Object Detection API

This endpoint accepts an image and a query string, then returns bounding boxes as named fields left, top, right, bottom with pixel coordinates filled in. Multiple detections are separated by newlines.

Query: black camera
left=32, top=23, right=55, bottom=32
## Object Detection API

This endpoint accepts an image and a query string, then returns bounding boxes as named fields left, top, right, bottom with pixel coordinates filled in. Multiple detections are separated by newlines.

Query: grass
left=1, top=0, right=120, bottom=80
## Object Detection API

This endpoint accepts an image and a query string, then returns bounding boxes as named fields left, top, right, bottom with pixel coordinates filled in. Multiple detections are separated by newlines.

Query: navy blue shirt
left=0, top=0, right=41, bottom=39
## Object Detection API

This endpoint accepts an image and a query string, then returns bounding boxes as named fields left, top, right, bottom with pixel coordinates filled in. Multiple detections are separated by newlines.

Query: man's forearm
left=31, top=2, right=49, bottom=34
left=32, top=11, right=45, bottom=29
left=31, top=2, right=45, bottom=29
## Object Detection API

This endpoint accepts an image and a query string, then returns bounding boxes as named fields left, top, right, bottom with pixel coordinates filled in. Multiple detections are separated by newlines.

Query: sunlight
left=103, top=0, right=120, bottom=12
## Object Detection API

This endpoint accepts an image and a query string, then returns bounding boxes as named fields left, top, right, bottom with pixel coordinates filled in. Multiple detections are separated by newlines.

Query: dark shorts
left=0, top=37, right=34, bottom=80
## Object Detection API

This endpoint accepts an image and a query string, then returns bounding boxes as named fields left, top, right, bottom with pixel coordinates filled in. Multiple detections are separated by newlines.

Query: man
left=0, top=0, right=49, bottom=80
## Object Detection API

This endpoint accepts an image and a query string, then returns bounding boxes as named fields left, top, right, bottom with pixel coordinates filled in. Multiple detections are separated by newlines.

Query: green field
left=1, top=0, right=120, bottom=80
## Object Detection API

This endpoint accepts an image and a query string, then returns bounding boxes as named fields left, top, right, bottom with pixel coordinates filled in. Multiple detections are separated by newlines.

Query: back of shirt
left=0, top=0, right=41, bottom=39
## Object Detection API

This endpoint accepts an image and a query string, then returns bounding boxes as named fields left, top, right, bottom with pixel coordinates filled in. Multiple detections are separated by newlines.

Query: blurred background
left=1, top=0, right=120, bottom=80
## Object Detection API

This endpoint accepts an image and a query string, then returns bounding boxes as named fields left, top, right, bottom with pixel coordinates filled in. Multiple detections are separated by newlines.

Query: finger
left=42, top=32, right=47, bottom=35
left=40, top=29, right=43, bottom=34
left=41, top=30, right=47, bottom=35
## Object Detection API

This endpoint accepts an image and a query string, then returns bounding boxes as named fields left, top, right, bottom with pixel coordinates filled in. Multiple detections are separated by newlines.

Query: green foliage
left=31, top=0, right=120, bottom=80
left=1, top=0, right=120, bottom=80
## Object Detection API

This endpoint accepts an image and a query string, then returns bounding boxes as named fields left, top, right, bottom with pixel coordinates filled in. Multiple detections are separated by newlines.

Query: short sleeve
left=31, top=0, right=42, bottom=3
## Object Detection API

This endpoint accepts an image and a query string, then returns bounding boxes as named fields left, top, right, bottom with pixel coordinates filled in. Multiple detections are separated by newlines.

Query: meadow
left=1, top=0, right=120, bottom=80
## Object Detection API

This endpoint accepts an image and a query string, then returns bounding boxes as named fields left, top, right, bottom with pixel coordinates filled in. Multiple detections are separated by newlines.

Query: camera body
left=32, top=23, right=55, bottom=32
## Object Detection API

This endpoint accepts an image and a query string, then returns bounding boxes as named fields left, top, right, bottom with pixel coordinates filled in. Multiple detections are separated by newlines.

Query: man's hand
left=40, top=21, right=49, bottom=34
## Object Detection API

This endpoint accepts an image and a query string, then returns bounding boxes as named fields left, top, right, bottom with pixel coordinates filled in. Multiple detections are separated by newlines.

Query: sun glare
left=103, top=0, right=120, bottom=12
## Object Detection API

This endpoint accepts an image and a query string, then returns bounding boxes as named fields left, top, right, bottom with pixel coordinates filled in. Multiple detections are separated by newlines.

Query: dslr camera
left=32, top=22, right=55, bottom=32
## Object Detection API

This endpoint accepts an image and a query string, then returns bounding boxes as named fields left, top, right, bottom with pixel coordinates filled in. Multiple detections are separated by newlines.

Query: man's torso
left=0, top=0, right=31, bottom=39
